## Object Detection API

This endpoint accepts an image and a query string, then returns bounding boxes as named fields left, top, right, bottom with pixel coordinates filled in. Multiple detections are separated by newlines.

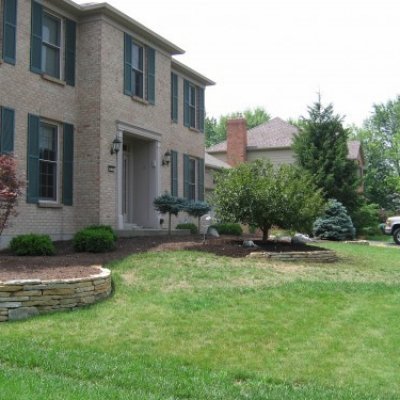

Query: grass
left=1, top=242, right=400, bottom=399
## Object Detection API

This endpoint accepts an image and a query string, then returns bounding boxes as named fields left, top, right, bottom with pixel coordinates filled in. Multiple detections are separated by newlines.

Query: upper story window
left=131, top=41, right=144, bottom=98
left=1, top=0, right=17, bottom=65
left=184, top=80, right=205, bottom=133
left=30, top=1, right=76, bottom=86
left=124, top=33, right=155, bottom=104
left=42, top=12, right=61, bottom=79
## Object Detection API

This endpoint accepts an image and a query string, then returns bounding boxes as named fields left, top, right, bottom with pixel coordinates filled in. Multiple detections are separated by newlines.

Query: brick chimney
left=227, top=118, right=247, bottom=166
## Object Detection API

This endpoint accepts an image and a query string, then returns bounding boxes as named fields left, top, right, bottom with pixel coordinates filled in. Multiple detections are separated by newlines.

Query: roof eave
left=59, top=1, right=185, bottom=55
left=172, top=59, right=215, bottom=86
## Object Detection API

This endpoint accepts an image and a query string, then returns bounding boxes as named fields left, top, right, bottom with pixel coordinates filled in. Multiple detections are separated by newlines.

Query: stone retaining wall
left=0, top=267, right=111, bottom=322
left=248, top=250, right=338, bottom=263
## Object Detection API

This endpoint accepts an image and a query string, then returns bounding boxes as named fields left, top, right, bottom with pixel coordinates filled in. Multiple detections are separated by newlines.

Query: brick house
left=0, top=0, right=214, bottom=247
left=207, top=117, right=364, bottom=186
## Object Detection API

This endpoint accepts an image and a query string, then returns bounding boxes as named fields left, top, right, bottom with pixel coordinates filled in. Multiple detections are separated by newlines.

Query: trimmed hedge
left=176, top=223, right=198, bottom=234
left=10, top=234, right=55, bottom=256
left=73, top=225, right=116, bottom=253
left=211, top=223, right=243, bottom=236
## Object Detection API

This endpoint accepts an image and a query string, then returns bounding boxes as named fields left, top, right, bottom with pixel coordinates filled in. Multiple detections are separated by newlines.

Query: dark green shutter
left=63, top=123, right=74, bottom=205
left=27, top=114, right=40, bottom=203
left=171, top=150, right=178, bottom=196
left=146, top=47, right=155, bottom=104
left=197, top=158, right=204, bottom=201
left=183, top=80, right=190, bottom=127
left=0, top=107, right=15, bottom=154
left=30, top=0, right=42, bottom=73
left=3, top=0, right=17, bottom=64
left=183, top=154, right=190, bottom=199
left=171, top=73, right=178, bottom=122
left=123, top=33, right=132, bottom=95
left=197, top=87, right=205, bottom=132
left=65, top=19, right=76, bottom=86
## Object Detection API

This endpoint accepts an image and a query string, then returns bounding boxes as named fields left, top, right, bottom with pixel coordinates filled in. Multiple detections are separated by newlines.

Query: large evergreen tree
left=293, top=98, right=360, bottom=212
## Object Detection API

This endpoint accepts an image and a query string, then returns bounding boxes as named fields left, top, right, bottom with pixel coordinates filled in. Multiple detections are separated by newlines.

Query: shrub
left=313, top=199, right=355, bottom=241
left=351, top=202, right=381, bottom=237
left=154, top=193, right=186, bottom=235
left=10, top=234, right=55, bottom=256
left=176, top=223, right=198, bottom=234
left=183, top=201, right=211, bottom=232
left=211, top=223, right=243, bottom=236
left=73, top=225, right=116, bottom=253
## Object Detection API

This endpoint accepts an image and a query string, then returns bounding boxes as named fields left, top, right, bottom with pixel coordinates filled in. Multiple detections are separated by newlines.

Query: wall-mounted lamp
left=110, top=137, right=122, bottom=155
left=162, top=150, right=171, bottom=166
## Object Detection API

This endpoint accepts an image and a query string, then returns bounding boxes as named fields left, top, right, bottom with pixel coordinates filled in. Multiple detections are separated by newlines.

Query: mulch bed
left=0, top=235, right=323, bottom=281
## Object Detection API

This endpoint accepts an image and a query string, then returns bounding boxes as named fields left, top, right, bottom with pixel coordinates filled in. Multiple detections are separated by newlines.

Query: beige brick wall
left=0, top=0, right=208, bottom=245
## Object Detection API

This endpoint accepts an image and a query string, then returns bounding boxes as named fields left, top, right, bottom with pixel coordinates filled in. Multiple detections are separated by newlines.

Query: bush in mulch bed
left=73, top=225, right=117, bottom=253
left=10, top=234, right=55, bottom=256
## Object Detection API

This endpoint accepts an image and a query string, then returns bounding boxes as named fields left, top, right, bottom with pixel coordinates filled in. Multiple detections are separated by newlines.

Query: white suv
left=381, top=216, right=400, bottom=245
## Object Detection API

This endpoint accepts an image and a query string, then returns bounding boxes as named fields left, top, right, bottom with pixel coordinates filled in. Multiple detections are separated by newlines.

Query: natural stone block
left=8, top=307, right=39, bottom=321
left=0, top=302, right=22, bottom=308
left=42, top=288, right=75, bottom=296
left=0, top=285, right=23, bottom=292
left=0, top=316, right=8, bottom=322
left=75, top=286, right=94, bottom=293
left=14, top=290, right=42, bottom=297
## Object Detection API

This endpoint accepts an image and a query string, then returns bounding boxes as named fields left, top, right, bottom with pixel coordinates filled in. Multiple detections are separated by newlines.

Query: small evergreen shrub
left=176, top=223, right=198, bottom=234
left=211, top=223, right=243, bottom=236
left=73, top=225, right=116, bottom=253
left=10, top=234, right=55, bottom=256
left=313, top=199, right=356, bottom=241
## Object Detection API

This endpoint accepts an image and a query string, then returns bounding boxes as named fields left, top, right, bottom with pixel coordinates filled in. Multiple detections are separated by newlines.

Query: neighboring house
left=204, top=153, right=231, bottom=199
left=206, top=117, right=364, bottom=188
left=0, top=0, right=214, bottom=247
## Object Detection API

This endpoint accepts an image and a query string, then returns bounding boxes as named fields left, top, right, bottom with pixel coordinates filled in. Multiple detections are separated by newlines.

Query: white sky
left=76, top=0, right=400, bottom=126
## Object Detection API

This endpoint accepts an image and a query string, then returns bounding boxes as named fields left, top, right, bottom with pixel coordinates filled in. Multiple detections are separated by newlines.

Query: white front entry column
left=116, top=129, right=124, bottom=230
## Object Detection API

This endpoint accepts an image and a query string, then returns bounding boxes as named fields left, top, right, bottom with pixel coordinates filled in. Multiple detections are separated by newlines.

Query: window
left=183, top=154, right=204, bottom=201
left=171, top=73, right=178, bottom=122
left=1, top=0, right=17, bottom=65
left=184, top=80, right=205, bottom=132
left=30, top=1, right=76, bottom=85
left=124, top=33, right=155, bottom=104
left=0, top=106, right=15, bottom=154
left=27, top=114, right=74, bottom=205
left=42, top=12, right=61, bottom=79
left=131, top=41, right=143, bottom=97
left=39, top=122, right=58, bottom=201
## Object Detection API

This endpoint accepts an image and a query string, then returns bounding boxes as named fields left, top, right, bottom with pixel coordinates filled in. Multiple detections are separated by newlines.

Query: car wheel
left=394, top=228, right=400, bottom=245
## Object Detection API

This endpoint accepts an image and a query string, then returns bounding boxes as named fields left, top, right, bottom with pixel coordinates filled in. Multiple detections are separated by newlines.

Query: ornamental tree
left=184, top=201, right=211, bottom=233
left=212, top=160, right=325, bottom=241
left=153, top=193, right=186, bottom=235
left=0, top=155, right=23, bottom=236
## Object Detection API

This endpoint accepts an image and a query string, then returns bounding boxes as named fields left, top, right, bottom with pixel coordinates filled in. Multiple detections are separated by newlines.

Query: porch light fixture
left=162, top=150, right=171, bottom=166
left=111, top=137, right=122, bottom=155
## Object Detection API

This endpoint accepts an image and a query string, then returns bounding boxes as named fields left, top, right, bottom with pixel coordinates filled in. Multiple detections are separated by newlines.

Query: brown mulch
left=0, top=235, right=322, bottom=281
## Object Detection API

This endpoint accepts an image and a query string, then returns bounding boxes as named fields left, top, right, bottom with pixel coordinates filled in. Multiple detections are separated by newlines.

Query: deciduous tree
left=212, top=160, right=324, bottom=241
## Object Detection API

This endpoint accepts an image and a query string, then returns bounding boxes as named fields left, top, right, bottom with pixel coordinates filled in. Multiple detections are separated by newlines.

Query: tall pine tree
left=293, top=98, right=360, bottom=212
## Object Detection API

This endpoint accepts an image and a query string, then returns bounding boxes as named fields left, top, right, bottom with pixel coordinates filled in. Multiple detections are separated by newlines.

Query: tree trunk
left=168, top=213, right=172, bottom=235
left=262, top=226, right=269, bottom=242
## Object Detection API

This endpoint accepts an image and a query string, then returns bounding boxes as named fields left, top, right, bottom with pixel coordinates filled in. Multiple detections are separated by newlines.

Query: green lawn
left=1, top=243, right=400, bottom=399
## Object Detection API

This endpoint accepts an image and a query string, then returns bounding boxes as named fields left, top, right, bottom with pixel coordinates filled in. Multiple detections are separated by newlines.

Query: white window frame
left=41, top=10, right=64, bottom=80
left=38, top=120, right=61, bottom=203
left=131, top=40, right=145, bottom=98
